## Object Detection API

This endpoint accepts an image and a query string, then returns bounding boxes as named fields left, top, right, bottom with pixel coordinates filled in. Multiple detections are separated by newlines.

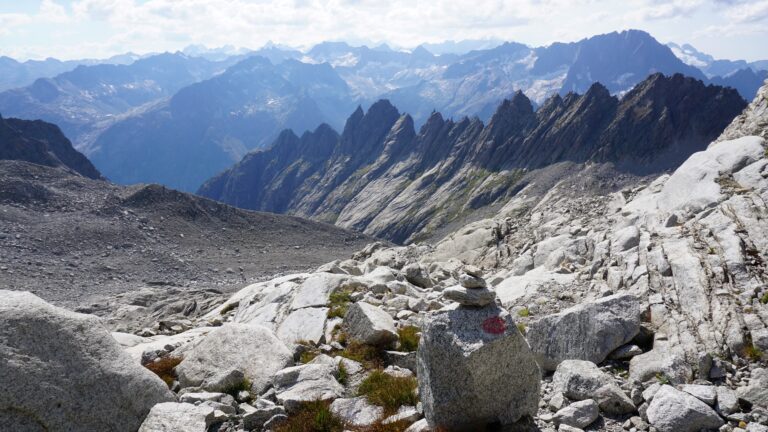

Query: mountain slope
left=0, top=114, right=101, bottom=179
left=199, top=74, right=745, bottom=244
left=0, top=159, right=375, bottom=319
left=88, top=56, right=356, bottom=192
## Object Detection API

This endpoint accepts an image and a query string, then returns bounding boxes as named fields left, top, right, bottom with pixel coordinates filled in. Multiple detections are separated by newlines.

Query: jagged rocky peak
left=486, top=91, right=536, bottom=136
left=199, top=73, right=746, bottom=244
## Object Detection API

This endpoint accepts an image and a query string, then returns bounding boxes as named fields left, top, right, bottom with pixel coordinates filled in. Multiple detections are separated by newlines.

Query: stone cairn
left=416, top=266, right=541, bottom=431
left=442, top=265, right=496, bottom=307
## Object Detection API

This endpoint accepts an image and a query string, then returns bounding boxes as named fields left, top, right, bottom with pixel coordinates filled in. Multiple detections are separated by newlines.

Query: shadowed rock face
left=199, top=74, right=745, bottom=244
left=0, top=114, right=101, bottom=179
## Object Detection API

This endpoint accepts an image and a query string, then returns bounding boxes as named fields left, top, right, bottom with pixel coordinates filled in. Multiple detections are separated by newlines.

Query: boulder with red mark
left=417, top=303, right=540, bottom=431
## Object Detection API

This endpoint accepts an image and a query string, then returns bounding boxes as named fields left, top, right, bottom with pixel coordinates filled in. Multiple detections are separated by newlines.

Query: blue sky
left=0, top=0, right=766, bottom=61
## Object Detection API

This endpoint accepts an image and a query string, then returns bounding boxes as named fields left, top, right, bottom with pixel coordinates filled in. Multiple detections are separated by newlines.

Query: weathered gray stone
left=382, top=405, right=421, bottom=425
left=404, top=263, right=433, bottom=288
left=646, top=386, right=724, bottom=432
left=459, top=273, right=487, bottom=289
left=443, top=285, right=496, bottom=306
left=417, top=304, right=540, bottom=430
left=0, top=291, right=174, bottom=432
left=738, top=368, right=768, bottom=409
left=526, top=294, right=643, bottom=371
left=612, top=226, right=641, bottom=253
left=291, top=273, right=349, bottom=309
left=609, top=344, right=643, bottom=360
left=179, top=392, right=235, bottom=406
left=344, top=302, right=398, bottom=346
left=277, top=307, right=328, bottom=345
left=716, top=386, right=740, bottom=415
left=272, top=363, right=344, bottom=413
left=552, top=360, right=635, bottom=414
left=242, top=400, right=285, bottom=430
left=176, top=323, right=293, bottom=394
left=681, top=384, right=717, bottom=406
left=629, top=347, right=692, bottom=385
left=553, top=399, right=599, bottom=429
left=330, top=397, right=384, bottom=427
left=138, top=402, right=215, bottom=432
left=405, top=418, right=431, bottom=432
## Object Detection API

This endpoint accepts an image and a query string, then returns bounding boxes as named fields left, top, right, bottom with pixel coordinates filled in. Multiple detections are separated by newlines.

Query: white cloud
left=726, top=0, right=768, bottom=22
left=0, top=0, right=765, bottom=61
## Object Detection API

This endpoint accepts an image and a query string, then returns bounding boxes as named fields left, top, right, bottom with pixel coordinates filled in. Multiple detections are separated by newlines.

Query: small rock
left=552, top=360, right=635, bottom=414
left=329, top=397, right=383, bottom=427
left=553, top=399, right=600, bottom=429
left=138, top=402, right=216, bottom=432
left=344, top=302, right=399, bottom=347
left=680, top=384, right=717, bottom=406
left=404, top=418, right=431, bottom=432
left=382, top=405, right=421, bottom=425
left=716, top=386, right=739, bottom=416
left=272, top=363, right=344, bottom=413
left=442, top=286, right=496, bottom=306
left=610, top=344, right=644, bottom=360
left=459, top=273, right=487, bottom=289
left=646, top=385, right=724, bottom=432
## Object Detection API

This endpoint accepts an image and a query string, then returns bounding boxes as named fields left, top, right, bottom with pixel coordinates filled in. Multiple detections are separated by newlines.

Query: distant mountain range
left=198, top=73, right=746, bottom=243
left=0, top=30, right=765, bottom=192
left=88, top=57, right=357, bottom=192
left=0, top=53, right=143, bottom=93
left=0, top=53, right=242, bottom=156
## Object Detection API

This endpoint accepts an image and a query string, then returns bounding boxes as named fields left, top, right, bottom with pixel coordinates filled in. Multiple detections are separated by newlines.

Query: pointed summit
left=487, top=91, right=536, bottom=137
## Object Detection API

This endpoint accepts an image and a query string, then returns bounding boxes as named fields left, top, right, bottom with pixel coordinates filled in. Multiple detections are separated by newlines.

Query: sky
left=0, top=0, right=766, bottom=62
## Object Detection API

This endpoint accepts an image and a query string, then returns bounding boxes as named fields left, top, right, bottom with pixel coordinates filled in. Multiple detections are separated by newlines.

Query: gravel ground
left=0, top=160, right=379, bottom=313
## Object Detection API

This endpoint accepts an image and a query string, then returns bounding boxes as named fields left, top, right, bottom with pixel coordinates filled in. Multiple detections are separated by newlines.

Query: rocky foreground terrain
left=3, top=82, right=768, bottom=432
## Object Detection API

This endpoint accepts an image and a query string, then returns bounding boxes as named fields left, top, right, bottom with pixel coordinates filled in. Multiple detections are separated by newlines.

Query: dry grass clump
left=338, top=339, right=387, bottom=369
left=327, top=289, right=355, bottom=319
left=397, top=326, right=420, bottom=352
left=744, top=343, right=764, bottom=361
left=144, top=356, right=183, bottom=387
left=357, top=370, right=418, bottom=413
left=274, top=401, right=344, bottom=432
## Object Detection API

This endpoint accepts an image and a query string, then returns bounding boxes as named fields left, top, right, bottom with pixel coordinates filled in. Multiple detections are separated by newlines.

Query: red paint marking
left=482, top=316, right=507, bottom=334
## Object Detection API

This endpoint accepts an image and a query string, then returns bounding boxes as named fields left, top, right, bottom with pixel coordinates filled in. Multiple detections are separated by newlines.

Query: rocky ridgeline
left=2, top=83, right=768, bottom=431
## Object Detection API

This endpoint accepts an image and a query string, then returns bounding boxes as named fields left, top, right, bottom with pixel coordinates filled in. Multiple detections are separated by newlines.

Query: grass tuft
left=337, top=362, right=349, bottom=386
left=517, top=307, right=530, bottom=317
left=397, top=326, right=420, bottom=352
left=357, top=370, right=418, bottom=413
left=144, top=356, right=182, bottom=387
left=339, top=340, right=386, bottom=369
left=224, top=377, right=252, bottom=398
left=745, top=344, right=764, bottom=361
left=655, top=373, right=670, bottom=385
left=760, top=292, right=768, bottom=304
left=516, top=322, right=527, bottom=334
left=328, top=289, right=354, bottom=319
left=273, top=400, right=344, bottom=432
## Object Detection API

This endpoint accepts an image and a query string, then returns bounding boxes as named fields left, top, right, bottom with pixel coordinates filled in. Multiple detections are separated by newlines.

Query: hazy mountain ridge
left=88, top=56, right=357, bottom=192
left=199, top=73, right=746, bottom=244
left=0, top=52, right=241, bottom=155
